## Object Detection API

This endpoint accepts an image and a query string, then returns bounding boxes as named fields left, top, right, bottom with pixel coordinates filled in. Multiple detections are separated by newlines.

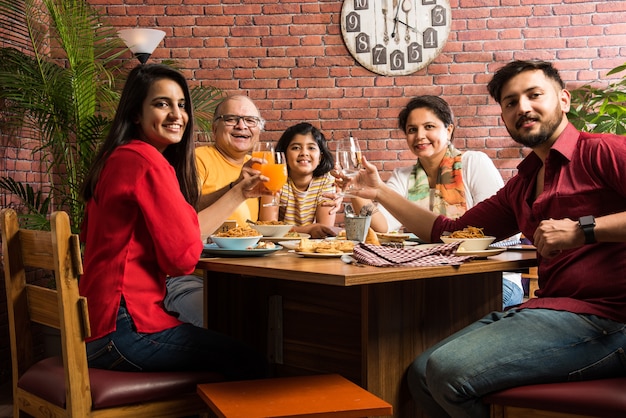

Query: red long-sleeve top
left=80, top=140, right=203, bottom=341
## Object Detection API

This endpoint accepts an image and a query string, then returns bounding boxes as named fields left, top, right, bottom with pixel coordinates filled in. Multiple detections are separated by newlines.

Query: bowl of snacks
left=210, top=227, right=263, bottom=250
left=440, top=226, right=495, bottom=251
left=249, top=220, right=295, bottom=237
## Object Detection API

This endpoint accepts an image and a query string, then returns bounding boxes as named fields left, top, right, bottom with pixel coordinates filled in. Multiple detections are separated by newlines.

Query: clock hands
left=391, top=0, right=401, bottom=43
left=396, top=19, right=418, bottom=33
left=390, top=0, right=417, bottom=42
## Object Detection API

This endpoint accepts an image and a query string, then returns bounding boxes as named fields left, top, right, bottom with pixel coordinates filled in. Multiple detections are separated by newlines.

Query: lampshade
left=118, top=28, right=166, bottom=64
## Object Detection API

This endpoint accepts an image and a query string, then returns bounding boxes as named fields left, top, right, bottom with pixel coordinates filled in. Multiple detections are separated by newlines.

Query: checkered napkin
left=352, top=242, right=474, bottom=267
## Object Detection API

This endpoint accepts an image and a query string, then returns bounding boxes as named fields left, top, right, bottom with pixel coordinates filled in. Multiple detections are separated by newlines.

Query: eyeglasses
left=214, top=114, right=264, bottom=128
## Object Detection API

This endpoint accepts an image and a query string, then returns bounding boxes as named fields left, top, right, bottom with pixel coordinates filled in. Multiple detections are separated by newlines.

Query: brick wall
left=89, top=0, right=626, bottom=182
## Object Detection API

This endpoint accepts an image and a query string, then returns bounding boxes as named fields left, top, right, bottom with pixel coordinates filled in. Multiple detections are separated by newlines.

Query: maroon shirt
left=80, top=140, right=203, bottom=340
left=433, top=123, right=626, bottom=323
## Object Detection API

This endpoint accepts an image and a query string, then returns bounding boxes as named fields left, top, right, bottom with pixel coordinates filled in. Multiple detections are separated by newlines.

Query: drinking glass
left=260, top=152, right=288, bottom=207
left=335, top=135, right=363, bottom=197
left=251, top=141, right=275, bottom=171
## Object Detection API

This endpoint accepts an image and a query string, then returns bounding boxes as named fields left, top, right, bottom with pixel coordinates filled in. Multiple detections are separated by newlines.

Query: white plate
left=202, top=243, right=282, bottom=257
left=260, top=233, right=310, bottom=242
left=456, top=248, right=506, bottom=257
left=290, top=250, right=352, bottom=258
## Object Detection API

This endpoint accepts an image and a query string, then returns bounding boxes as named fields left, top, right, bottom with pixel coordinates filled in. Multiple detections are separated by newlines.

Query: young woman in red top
left=79, top=64, right=267, bottom=379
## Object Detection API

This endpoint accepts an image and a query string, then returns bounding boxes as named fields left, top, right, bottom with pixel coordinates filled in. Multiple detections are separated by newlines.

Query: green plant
left=0, top=0, right=122, bottom=231
left=0, top=0, right=223, bottom=233
left=568, top=63, right=626, bottom=135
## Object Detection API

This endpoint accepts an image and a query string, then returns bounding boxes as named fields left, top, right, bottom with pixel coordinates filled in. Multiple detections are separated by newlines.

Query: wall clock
left=341, top=0, right=452, bottom=76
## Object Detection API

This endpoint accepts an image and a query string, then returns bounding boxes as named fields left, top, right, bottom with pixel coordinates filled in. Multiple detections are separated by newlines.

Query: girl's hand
left=319, top=191, right=344, bottom=215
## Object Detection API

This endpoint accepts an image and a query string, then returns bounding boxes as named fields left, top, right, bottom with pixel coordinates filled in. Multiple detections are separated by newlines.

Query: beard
left=506, top=104, right=564, bottom=148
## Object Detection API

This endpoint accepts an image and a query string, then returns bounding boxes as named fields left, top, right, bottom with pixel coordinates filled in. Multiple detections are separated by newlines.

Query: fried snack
left=334, top=240, right=355, bottom=253
left=295, top=238, right=355, bottom=254
left=296, top=238, right=315, bottom=253
left=214, top=226, right=260, bottom=238
left=449, top=226, right=485, bottom=239
left=314, top=242, right=343, bottom=254
left=365, top=228, right=380, bottom=245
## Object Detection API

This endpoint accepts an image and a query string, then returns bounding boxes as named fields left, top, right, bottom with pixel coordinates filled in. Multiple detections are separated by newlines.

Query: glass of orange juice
left=251, top=141, right=275, bottom=171
left=260, top=152, right=287, bottom=207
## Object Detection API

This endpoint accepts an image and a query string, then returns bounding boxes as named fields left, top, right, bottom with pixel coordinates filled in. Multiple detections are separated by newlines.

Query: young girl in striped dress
left=260, top=122, right=339, bottom=238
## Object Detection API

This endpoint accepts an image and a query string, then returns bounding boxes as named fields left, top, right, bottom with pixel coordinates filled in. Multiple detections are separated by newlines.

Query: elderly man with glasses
left=195, top=95, right=267, bottom=226
left=164, top=95, right=271, bottom=327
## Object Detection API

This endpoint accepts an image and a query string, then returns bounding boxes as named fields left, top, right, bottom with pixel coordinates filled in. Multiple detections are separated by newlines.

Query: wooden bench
left=197, top=374, right=393, bottom=417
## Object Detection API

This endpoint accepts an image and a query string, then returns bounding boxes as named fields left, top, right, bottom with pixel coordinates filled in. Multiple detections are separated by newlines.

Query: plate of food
left=290, top=238, right=356, bottom=257
left=247, top=220, right=295, bottom=237
left=260, top=233, right=310, bottom=242
left=202, top=242, right=282, bottom=257
left=376, top=231, right=411, bottom=244
left=440, top=226, right=496, bottom=251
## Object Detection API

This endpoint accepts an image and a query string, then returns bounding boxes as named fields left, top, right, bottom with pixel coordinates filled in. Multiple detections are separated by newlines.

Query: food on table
left=365, top=228, right=380, bottom=245
left=296, top=238, right=355, bottom=254
left=254, top=241, right=276, bottom=249
left=213, top=226, right=261, bottom=238
left=448, top=226, right=485, bottom=238
left=255, top=220, right=289, bottom=225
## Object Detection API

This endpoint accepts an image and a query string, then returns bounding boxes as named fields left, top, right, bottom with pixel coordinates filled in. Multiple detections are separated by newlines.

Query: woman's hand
left=231, top=163, right=273, bottom=199
left=350, top=156, right=383, bottom=200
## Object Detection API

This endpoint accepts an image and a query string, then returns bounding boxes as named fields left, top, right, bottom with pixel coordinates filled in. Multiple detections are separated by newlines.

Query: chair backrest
left=1, top=208, right=93, bottom=416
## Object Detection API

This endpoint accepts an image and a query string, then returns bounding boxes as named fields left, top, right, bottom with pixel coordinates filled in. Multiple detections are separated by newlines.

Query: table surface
left=198, top=248, right=537, bottom=286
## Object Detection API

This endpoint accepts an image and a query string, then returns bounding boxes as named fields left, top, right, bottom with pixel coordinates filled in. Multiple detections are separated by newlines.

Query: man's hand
left=533, top=218, right=583, bottom=258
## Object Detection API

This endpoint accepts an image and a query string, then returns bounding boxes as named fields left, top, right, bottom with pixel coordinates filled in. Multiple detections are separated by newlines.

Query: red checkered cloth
left=352, top=242, right=474, bottom=267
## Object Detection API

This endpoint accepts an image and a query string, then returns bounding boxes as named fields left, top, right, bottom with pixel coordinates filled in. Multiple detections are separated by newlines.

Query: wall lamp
left=118, top=28, right=166, bottom=64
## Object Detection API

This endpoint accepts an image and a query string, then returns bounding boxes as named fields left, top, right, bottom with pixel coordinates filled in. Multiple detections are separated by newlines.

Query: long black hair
left=81, top=64, right=199, bottom=208
left=276, top=122, right=334, bottom=177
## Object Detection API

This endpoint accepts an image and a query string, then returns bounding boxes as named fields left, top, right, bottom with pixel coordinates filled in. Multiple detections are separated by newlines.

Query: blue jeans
left=502, top=277, right=523, bottom=309
left=407, top=308, right=626, bottom=418
left=86, top=301, right=268, bottom=381
left=164, top=275, right=204, bottom=327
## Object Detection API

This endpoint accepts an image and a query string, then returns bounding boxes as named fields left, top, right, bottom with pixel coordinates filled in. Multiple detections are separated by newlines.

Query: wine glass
left=251, top=141, right=275, bottom=171
left=260, top=152, right=288, bottom=207
left=335, top=135, right=363, bottom=197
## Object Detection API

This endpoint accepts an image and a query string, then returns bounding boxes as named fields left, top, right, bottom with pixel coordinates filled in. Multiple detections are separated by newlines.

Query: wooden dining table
left=198, top=247, right=537, bottom=418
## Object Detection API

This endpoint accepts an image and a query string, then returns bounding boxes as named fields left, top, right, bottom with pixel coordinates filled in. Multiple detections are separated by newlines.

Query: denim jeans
left=502, top=277, right=524, bottom=309
left=407, top=308, right=626, bottom=418
left=86, top=301, right=268, bottom=381
left=164, top=275, right=205, bottom=327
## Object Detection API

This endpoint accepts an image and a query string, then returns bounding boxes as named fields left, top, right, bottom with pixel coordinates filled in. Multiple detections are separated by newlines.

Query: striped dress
left=278, top=173, right=335, bottom=226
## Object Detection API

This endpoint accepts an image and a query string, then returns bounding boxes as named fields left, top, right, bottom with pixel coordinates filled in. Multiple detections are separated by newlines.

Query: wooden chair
left=1, top=208, right=223, bottom=417
left=484, top=267, right=626, bottom=418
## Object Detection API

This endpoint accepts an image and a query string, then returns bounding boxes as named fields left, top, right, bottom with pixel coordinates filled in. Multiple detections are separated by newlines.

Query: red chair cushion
left=18, top=357, right=224, bottom=409
left=484, top=377, right=626, bottom=418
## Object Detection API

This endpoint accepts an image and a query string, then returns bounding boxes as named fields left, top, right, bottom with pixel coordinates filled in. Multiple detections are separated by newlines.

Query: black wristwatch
left=578, top=215, right=596, bottom=244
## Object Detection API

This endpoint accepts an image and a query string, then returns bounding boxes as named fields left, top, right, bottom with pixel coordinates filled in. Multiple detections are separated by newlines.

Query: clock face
left=341, top=0, right=452, bottom=76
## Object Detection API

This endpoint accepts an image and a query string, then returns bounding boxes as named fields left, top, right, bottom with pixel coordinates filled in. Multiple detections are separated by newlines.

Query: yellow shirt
left=195, top=145, right=259, bottom=226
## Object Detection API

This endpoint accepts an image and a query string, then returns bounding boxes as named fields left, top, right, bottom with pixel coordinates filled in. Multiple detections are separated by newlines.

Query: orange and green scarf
left=407, top=146, right=466, bottom=219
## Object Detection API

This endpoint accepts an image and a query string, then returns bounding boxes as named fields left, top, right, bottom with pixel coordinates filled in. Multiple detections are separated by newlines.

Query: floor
left=0, top=381, right=12, bottom=418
